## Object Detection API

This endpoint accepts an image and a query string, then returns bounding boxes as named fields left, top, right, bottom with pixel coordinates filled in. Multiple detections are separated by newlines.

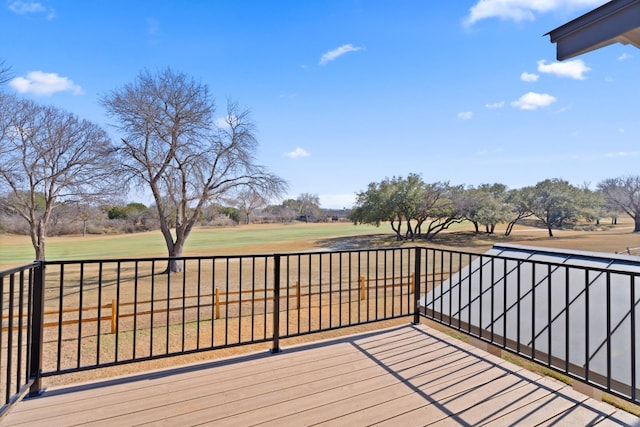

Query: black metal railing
left=0, top=262, right=39, bottom=413
left=0, top=247, right=416, bottom=414
left=1, top=245, right=639, bottom=415
left=419, top=247, right=640, bottom=406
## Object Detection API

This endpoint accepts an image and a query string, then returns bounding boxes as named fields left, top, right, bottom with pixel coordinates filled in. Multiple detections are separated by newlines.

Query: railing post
left=271, top=254, right=281, bottom=353
left=28, top=261, right=45, bottom=397
left=413, top=247, right=422, bottom=325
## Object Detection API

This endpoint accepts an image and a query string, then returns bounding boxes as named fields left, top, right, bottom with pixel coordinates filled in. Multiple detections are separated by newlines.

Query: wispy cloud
left=607, top=151, right=638, bottom=158
left=146, top=18, right=160, bottom=35
left=279, top=93, right=298, bottom=99
left=511, top=92, right=556, bottom=110
left=457, top=111, right=473, bottom=120
left=8, top=1, right=55, bottom=19
left=285, top=147, right=310, bottom=159
left=485, top=101, right=505, bottom=109
left=464, top=0, right=607, bottom=26
left=618, top=53, right=633, bottom=61
left=520, top=72, right=539, bottom=82
left=9, top=71, right=83, bottom=95
left=537, top=59, right=591, bottom=80
left=319, top=44, right=362, bottom=66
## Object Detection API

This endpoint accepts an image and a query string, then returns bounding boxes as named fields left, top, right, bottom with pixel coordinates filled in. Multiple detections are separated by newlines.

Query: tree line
left=349, top=173, right=640, bottom=240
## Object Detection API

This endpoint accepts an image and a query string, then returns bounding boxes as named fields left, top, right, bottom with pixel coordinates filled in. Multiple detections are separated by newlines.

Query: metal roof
left=547, top=0, right=640, bottom=60
left=422, top=243, right=640, bottom=397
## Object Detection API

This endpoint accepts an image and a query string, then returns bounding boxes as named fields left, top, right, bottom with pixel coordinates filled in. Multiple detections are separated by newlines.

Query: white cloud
left=457, top=111, right=473, bottom=120
left=618, top=128, right=625, bottom=133
left=464, top=0, right=607, bottom=26
left=537, top=59, right=591, bottom=80
left=319, top=44, right=362, bottom=66
left=285, top=147, right=310, bottom=159
left=520, top=72, right=539, bottom=82
left=8, top=1, right=55, bottom=19
left=485, top=101, right=505, bottom=109
left=9, top=71, right=83, bottom=96
left=511, top=92, right=556, bottom=110
left=618, top=53, right=633, bottom=61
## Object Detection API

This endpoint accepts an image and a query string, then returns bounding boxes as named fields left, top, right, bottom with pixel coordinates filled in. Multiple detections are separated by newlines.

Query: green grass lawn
left=0, top=222, right=384, bottom=269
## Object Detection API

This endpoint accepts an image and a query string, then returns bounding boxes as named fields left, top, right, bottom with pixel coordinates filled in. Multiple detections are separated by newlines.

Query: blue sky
left=2, top=0, right=637, bottom=209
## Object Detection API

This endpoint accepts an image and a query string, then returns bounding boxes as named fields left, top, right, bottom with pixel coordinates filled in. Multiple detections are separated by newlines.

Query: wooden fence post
left=215, top=287, right=220, bottom=319
left=411, top=273, right=415, bottom=293
left=110, top=299, right=117, bottom=334
left=296, top=281, right=300, bottom=310
left=359, top=275, right=365, bottom=300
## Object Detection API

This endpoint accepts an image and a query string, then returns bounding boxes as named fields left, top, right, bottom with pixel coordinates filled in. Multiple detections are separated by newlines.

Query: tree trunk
left=547, top=225, right=554, bottom=237
left=505, top=220, right=516, bottom=236
left=35, top=220, right=46, bottom=260
left=167, top=241, right=185, bottom=272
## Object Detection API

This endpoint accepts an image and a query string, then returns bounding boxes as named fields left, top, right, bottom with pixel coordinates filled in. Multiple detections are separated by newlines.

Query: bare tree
left=0, top=95, right=118, bottom=259
left=231, top=189, right=268, bottom=224
left=0, top=58, right=12, bottom=86
left=297, top=193, right=321, bottom=222
left=598, top=176, right=640, bottom=232
left=101, top=68, right=287, bottom=271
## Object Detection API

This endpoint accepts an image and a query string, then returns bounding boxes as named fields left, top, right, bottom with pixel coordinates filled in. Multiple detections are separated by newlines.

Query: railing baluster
left=271, top=254, right=281, bottom=353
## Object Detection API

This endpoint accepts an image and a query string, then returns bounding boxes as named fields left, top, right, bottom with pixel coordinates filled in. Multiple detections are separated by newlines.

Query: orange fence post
left=359, top=275, right=365, bottom=300
left=296, top=281, right=300, bottom=310
left=110, top=299, right=117, bottom=334
left=215, top=287, right=220, bottom=319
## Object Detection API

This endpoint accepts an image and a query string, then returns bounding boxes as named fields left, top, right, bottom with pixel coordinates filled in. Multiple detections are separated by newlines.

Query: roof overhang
left=547, top=0, right=640, bottom=60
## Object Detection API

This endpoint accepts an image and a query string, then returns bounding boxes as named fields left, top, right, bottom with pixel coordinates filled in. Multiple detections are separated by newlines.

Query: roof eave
left=547, top=0, right=640, bottom=60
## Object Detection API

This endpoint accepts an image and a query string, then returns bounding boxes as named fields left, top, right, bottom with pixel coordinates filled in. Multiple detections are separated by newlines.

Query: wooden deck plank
left=2, top=323, right=638, bottom=427
left=8, top=346, right=378, bottom=425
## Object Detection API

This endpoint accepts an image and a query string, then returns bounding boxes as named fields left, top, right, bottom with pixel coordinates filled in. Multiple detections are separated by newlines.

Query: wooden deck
left=3, top=323, right=638, bottom=426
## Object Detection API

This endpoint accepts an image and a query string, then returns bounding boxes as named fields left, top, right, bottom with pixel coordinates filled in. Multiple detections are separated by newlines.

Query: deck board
left=2, top=323, right=638, bottom=426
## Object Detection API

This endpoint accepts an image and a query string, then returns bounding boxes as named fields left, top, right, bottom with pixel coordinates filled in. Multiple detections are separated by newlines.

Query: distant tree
left=74, top=203, right=104, bottom=237
left=297, top=193, right=321, bottom=222
left=521, top=179, right=583, bottom=237
left=231, top=189, right=268, bottom=224
left=504, top=188, right=533, bottom=236
left=418, top=183, right=465, bottom=240
left=108, top=202, right=148, bottom=229
left=598, top=176, right=640, bottom=232
left=461, top=183, right=510, bottom=234
left=578, top=184, right=605, bottom=226
left=263, top=203, right=296, bottom=223
left=351, top=176, right=464, bottom=241
left=101, top=68, right=287, bottom=271
left=350, top=177, right=401, bottom=239
left=0, top=95, right=118, bottom=259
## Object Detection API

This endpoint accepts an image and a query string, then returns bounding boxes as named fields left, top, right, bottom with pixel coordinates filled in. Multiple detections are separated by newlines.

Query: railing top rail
left=0, top=261, right=39, bottom=277
left=418, top=245, right=640, bottom=277
left=35, top=246, right=415, bottom=267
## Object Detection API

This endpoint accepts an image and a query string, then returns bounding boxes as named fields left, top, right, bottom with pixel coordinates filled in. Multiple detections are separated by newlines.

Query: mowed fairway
left=1, top=218, right=639, bottom=269
left=0, top=222, right=387, bottom=269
